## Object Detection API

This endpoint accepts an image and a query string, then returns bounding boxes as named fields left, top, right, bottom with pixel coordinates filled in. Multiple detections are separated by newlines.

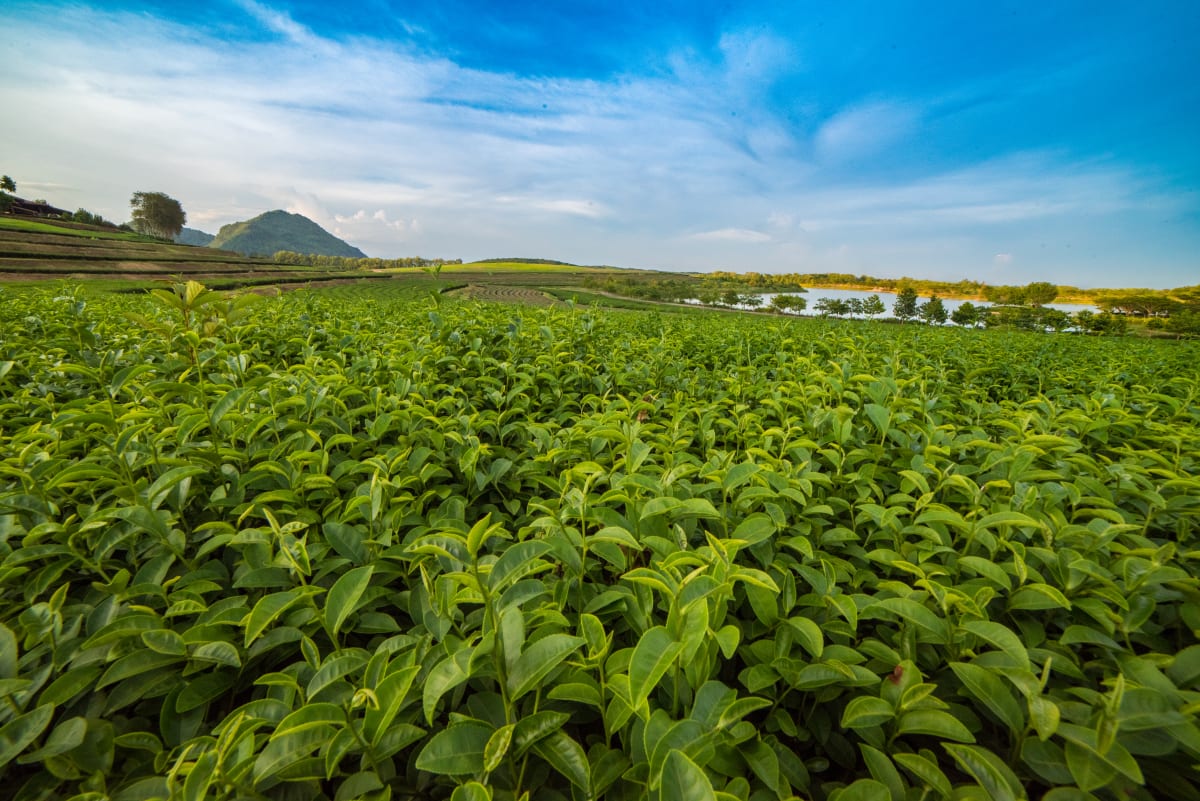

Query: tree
left=918, top=295, right=948, bottom=325
left=130, top=191, right=186, bottom=239
left=1096, top=312, right=1127, bottom=335
left=769, top=294, right=806, bottom=314
left=1042, top=308, right=1071, bottom=332
left=814, top=297, right=851, bottom=318
left=1024, top=281, right=1058, bottom=306
left=1165, top=311, right=1200, bottom=338
left=0, top=175, right=14, bottom=212
left=983, top=285, right=1026, bottom=305
left=893, top=287, right=919, bottom=322
left=861, top=294, right=886, bottom=320
left=846, top=297, right=864, bottom=318
left=951, top=301, right=980, bottom=328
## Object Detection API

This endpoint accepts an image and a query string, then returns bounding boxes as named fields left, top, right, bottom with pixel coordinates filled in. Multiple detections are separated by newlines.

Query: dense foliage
left=130, top=193, right=187, bottom=241
left=1, top=282, right=1198, bottom=801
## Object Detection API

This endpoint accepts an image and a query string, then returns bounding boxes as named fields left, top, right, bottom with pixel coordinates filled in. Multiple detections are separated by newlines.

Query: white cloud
left=993, top=253, right=1013, bottom=264
left=235, top=0, right=332, bottom=53
left=814, top=101, right=919, bottom=163
left=689, top=228, right=772, bottom=243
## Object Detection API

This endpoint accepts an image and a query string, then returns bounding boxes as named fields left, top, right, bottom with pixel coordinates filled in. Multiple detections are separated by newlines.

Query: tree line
left=272, top=251, right=463, bottom=271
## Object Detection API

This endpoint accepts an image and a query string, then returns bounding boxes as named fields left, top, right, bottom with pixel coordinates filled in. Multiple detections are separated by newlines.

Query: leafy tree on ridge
left=130, top=191, right=186, bottom=240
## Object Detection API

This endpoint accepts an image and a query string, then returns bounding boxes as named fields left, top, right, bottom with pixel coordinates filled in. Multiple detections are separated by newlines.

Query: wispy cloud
left=689, top=228, right=772, bottom=243
left=814, top=101, right=920, bottom=164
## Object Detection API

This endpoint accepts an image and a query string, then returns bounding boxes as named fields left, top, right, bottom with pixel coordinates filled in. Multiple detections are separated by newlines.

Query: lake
left=692, top=287, right=1098, bottom=320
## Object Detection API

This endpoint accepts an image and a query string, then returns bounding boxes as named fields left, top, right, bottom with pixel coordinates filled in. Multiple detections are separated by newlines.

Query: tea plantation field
left=1, top=281, right=1198, bottom=801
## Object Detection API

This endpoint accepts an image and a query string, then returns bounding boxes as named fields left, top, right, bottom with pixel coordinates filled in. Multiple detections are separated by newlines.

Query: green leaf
left=253, top=725, right=333, bottom=784
left=590, top=526, right=641, bottom=550
left=943, top=743, right=1023, bottom=801
left=514, top=711, right=571, bottom=754
left=483, top=723, right=514, bottom=774
left=723, top=462, right=761, bottom=492
left=893, top=751, right=952, bottom=799
left=1029, top=696, right=1060, bottom=741
left=629, top=626, right=683, bottom=710
left=1056, top=723, right=1143, bottom=785
left=488, top=540, right=553, bottom=591
left=957, top=556, right=1012, bottom=589
left=785, top=616, right=824, bottom=659
left=731, top=513, right=775, bottom=546
left=949, top=662, right=1024, bottom=734
left=243, top=588, right=321, bottom=648
left=424, top=648, right=473, bottom=725
left=863, top=598, right=949, bottom=643
left=715, top=625, right=740, bottom=659
left=975, top=511, right=1044, bottom=532
left=831, top=779, right=891, bottom=801
left=363, top=665, right=421, bottom=746
left=38, top=666, right=103, bottom=706
left=210, top=385, right=249, bottom=426
left=323, top=521, right=368, bottom=565
left=741, top=738, right=784, bottom=798
left=415, top=722, right=492, bottom=775
left=141, top=629, right=187, bottom=656
left=16, top=715, right=86, bottom=763
left=959, top=620, right=1030, bottom=669
left=661, top=749, right=716, bottom=801
left=0, top=625, right=16, bottom=680
left=1008, top=583, right=1071, bottom=611
left=677, top=498, right=721, bottom=519
left=191, top=641, right=242, bottom=669
left=531, top=730, right=591, bottom=793
left=896, top=710, right=975, bottom=743
left=145, top=466, right=205, bottom=510
left=324, top=565, right=374, bottom=638
left=841, top=696, right=895, bottom=729
left=176, top=671, right=236, bottom=712
left=275, top=703, right=345, bottom=736
left=450, top=783, right=492, bottom=801
left=507, top=634, right=584, bottom=701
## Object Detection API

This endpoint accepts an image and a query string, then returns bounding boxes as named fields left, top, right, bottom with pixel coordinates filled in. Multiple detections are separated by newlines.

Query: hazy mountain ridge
left=175, top=227, right=215, bottom=246
left=208, top=210, right=366, bottom=258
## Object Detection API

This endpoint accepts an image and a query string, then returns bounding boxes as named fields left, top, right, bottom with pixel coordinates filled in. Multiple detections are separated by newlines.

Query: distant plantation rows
left=272, top=251, right=464, bottom=271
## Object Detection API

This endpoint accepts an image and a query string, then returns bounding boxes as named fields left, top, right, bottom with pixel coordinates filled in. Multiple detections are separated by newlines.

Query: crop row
left=0, top=282, right=1197, bottom=800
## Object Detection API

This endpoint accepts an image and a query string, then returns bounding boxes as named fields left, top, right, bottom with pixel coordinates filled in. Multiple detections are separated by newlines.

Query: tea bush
left=0, top=282, right=1198, bottom=800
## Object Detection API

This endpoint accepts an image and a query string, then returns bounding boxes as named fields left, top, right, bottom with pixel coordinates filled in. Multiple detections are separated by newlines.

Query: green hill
left=175, top=227, right=215, bottom=246
left=208, top=210, right=366, bottom=258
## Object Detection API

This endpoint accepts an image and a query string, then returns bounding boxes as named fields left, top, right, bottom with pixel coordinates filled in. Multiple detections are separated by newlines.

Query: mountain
left=175, top=227, right=215, bottom=246
left=207, top=210, right=366, bottom=258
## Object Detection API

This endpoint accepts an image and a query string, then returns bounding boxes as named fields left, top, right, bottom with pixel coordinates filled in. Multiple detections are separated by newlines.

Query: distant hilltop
left=184, top=210, right=366, bottom=258
left=175, top=227, right=215, bottom=247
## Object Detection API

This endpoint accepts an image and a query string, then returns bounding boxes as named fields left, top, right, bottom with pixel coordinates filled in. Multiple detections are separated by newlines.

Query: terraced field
left=447, top=282, right=564, bottom=306
left=0, top=216, right=329, bottom=284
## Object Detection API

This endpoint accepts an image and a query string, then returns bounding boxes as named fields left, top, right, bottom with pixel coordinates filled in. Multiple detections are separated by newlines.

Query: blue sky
left=2, top=1, right=1197, bottom=287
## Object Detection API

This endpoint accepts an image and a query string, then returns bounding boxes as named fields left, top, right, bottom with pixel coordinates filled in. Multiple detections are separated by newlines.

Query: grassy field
left=0, top=279, right=1197, bottom=800
left=0, top=215, right=158, bottom=241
